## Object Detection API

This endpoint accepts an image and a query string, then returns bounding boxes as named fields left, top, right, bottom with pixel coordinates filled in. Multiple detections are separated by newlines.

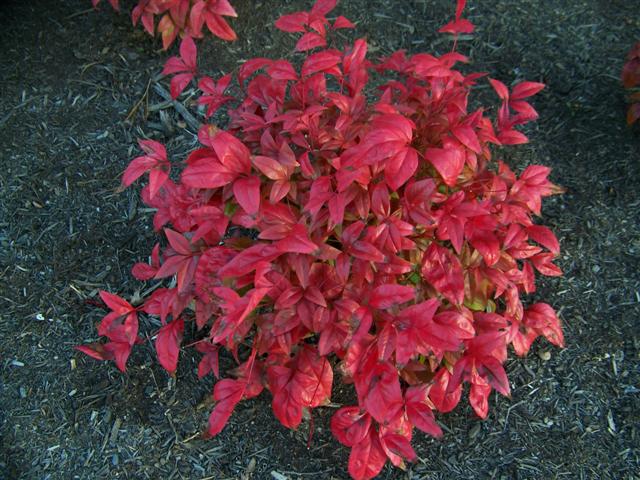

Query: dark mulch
left=1, top=0, right=639, bottom=479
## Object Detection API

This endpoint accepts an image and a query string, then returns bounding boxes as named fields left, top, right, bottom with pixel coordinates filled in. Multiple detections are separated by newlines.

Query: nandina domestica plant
left=78, top=1, right=566, bottom=478
left=91, top=0, right=238, bottom=49
left=622, top=42, right=640, bottom=125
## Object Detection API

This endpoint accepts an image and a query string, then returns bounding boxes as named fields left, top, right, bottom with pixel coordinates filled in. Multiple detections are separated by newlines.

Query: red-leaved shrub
left=622, top=42, right=640, bottom=125
left=78, top=1, right=565, bottom=478
left=91, top=0, right=238, bottom=49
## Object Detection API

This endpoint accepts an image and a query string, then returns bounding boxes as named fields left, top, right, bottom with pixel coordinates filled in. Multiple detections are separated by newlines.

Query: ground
left=0, top=0, right=639, bottom=479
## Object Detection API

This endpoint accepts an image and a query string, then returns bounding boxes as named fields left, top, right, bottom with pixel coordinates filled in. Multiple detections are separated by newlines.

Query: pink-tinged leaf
left=429, top=368, right=462, bottom=413
left=527, top=225, right=560, bottom=254
left=99, top=290, right=134, bottom=315
left=302, top=50, right=342, bottom=77
left=488, top=78, right=509, bottom=100
left=274, top=11, right=309, bottom=32
left=531, top=253, right=562, bottom=277
left=370, top=284, right=415, bottom=309
left=381, top=433, right=416, bottom=465
left=163, top=56, right=187, bottom=75
left=148, top=169, right=169, bottom=199
left=205, top=14, right=237, bottom=41
left=208, top=379, right=244, bottom=436
left=155, top=317, right=184, bottom=374
left=253, top=155, right=288, bottom=180
left=272, top=386, right=303, bottom=428
left=333, top=15, right=355, bottom=29
left=525, top=303, right=565, bottom=348
left=122, top=156, right=156, bottom=187
left=233, top=176, right=261, bottom=215
left=438, top=18, right=474, bottom=34
left=421, top=243, right=464, bottom=305
left=196, top=342, right=220, bottom=378
left=425, top=147, right=465, bottom=187
left=511, top=81, right=545, bottom=100
left=331, top=407, right=371, bottom=447
left=210, top=0, right=237, bottom=17
left=296, top=32, right=327, bottom=52
left=276, top=224, right=317, bottom=254
left=182, top=156, right=236, bottom=189
left=498, top=129, right=529, bottom=145
left=455, top=0, right=467, bottom=20
left=164, top=228, right=191, bottom=255
left=361, top=362, right=403, bottom=423
left=469, top=382, right=491, bottom=418
left=104, top=341, right=133, bottom=372
left=132, top=262, right=157, bottom=280
left=480, top=355, right=510, bottom=397
left=170, top=72, right=194, bottom=99
left=238, top=57, right=272, bottom=84
left=266, top=60, right=298, bottom=81
left=385, top=148, right=418, bottom=191
left=311, top=0, right=337, bottom=15
left=179, top=35, right=197, bottom=70
left=297, top=346, right=333, bottom=407
left=348, top=430, right=387, bottom=480
left=139, top=138, right=166, bottom=160
left=452, top=125, right=482, bottom=154
left=76, top=343, right=111, bottom=362
left=218, top=244, right=280, bottom=278
left=405, top=385, right=443, bottom=437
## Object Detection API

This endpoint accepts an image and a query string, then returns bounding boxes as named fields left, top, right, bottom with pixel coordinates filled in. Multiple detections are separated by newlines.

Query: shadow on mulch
left=0, top=0, right=638, bottom=479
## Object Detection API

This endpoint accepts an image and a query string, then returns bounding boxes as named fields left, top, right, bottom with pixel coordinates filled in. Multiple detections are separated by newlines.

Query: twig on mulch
left=152, top=83, right=202, bottom=132
left=125, top=78, right=151, bottom=124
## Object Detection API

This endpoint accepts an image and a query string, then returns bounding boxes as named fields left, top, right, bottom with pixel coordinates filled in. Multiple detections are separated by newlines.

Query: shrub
left=78, top=0, right=565, bottom=478
left=91, top=0, right=238, bottom=49
left=622, top=42, right=640, bottom=125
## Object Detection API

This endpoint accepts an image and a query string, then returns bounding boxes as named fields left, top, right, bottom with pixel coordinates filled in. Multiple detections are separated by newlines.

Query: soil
left=1, top=0, right=639, bottom=479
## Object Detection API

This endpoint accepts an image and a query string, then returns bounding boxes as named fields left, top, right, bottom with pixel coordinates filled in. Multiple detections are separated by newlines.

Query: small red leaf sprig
left=79, top=1, right=566, bottom=478
left=91, top=0, right=238, bottom=49
left=622, top=42, right=640, bottom=125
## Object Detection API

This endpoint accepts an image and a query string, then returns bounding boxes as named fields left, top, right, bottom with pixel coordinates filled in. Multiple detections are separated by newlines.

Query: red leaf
left=369, top=284, right=415, bottom=310
left=511, top=81, right=545, bottom=100
left=274, top=11, right=309, bottom=32
left=266, top=60, right=298, bottom=81
left=421, top=243, right=465, bottom=305
left=348, top=430, right=387, bottom=480
left=331, top=407, right=371, bottom=447
left=104, top=341, right=133, bottom=372
left=208, top=379, right=244, bottom=436
left=276, top=224, right=317, bottom=254
left=360, top=362, right=403, bottom=423
left=122, top=156, right=156, bottom=187
left=405, top=385, right=443, bottom=437
left=170, top=72, right=194, bottom=99
left=527, top=225, right=560, bottom=254
left=179, top=35, right=197, bottom=70
left=196, top=342, right=220, bottom=378
left=233, top=176, right=261, bottom=215
left=76, top=343, right=111, bottom=362
left=488, top=78, right=509, bottom=100
left=302, top=50, right=341, bottom=77
left=333, top=15, right=355, bottom=29
left=164, top=228, right=192, bottom=255
left=311, top=0, right=336, bottom=15
left=425, top=147, right=465, bottom=187
left=296, top=32, right=327, bottom=52
left=155, top=317, right=184, bottom=374
left=99, top=290, right=134, bottom=315
left=469, top=382, right=491, bottom=418
left=452, top=125, right=482, bottom=154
